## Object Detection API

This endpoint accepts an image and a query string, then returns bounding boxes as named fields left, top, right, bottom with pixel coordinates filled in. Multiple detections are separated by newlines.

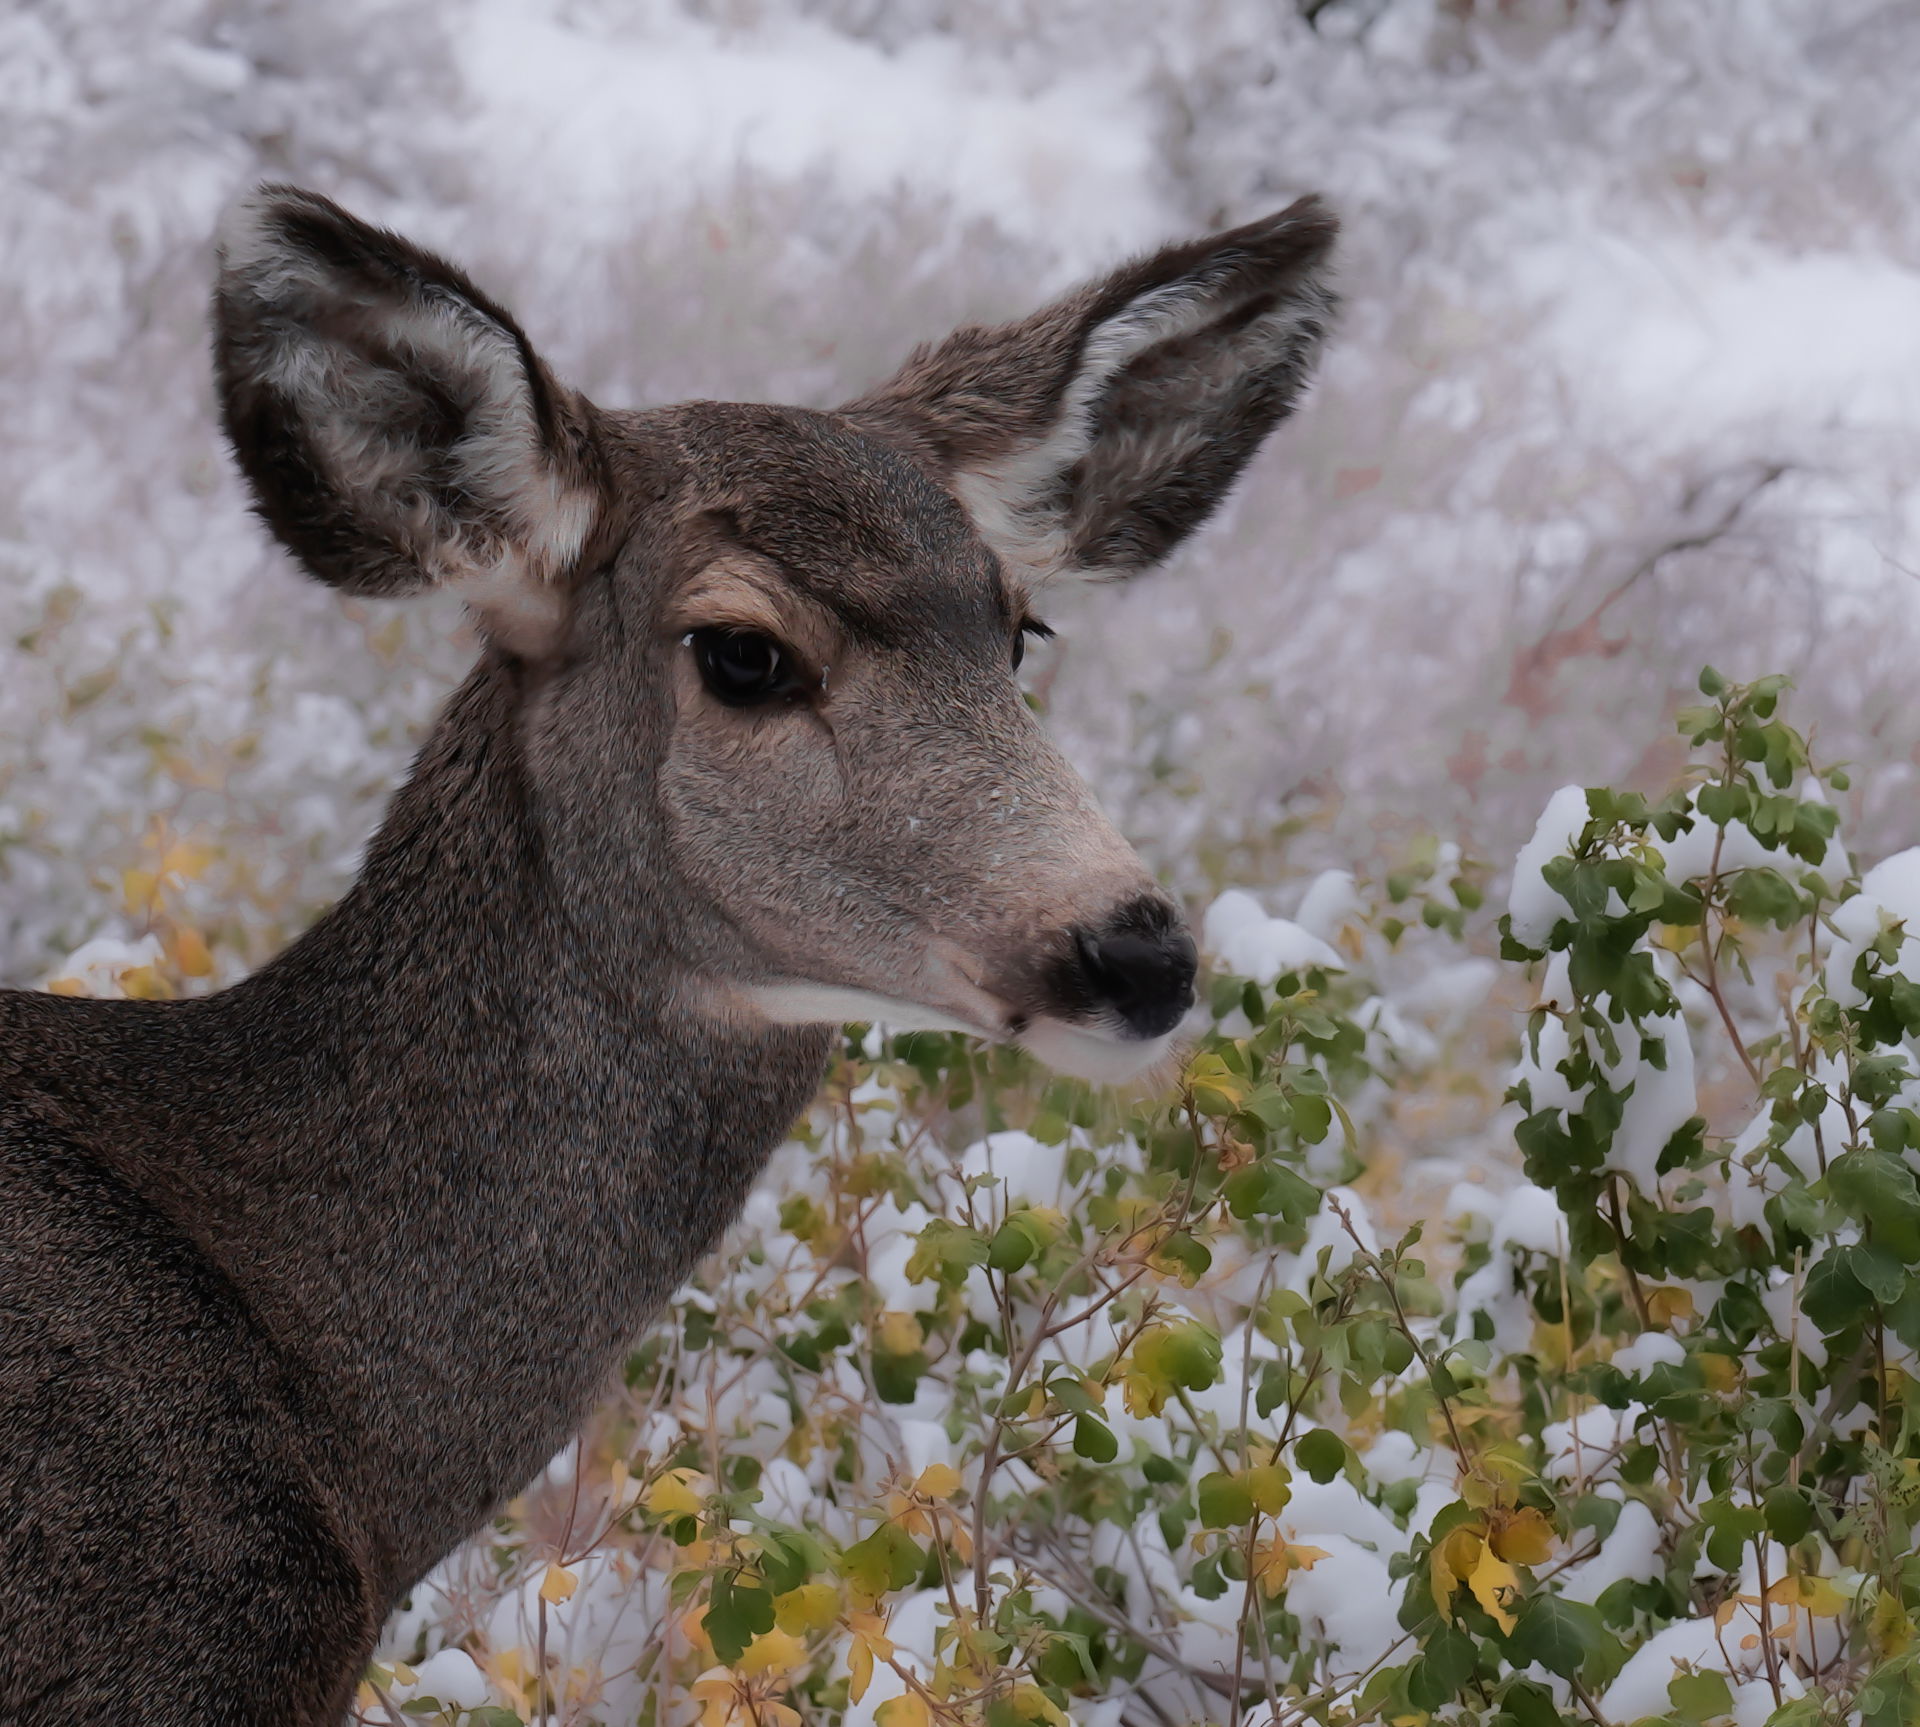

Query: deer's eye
left=1013, top=616, right=1053, bottom=672
left=689, top=628, right=802, bottom=708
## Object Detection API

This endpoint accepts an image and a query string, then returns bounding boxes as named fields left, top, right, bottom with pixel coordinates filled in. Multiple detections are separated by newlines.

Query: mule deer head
left=214, top=187, right=1336, bottom=1082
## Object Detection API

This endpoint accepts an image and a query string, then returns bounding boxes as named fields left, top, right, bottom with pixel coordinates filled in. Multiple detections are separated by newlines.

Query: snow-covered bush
left=74, top=670, right=1850, bottom=1724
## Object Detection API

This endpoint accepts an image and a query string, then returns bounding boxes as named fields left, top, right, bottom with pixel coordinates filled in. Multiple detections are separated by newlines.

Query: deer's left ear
left=844, top=197, right=1337, bottom=584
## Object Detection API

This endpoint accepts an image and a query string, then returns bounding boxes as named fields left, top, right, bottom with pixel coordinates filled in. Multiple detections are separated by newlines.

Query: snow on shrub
left=44, top=672, right=1920, bottom=1724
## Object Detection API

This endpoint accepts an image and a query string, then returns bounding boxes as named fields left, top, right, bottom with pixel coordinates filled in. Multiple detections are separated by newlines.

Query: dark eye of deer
left=1011, top=632, right=1026, bottom=672
left=689, top=628, right=798, bottom=708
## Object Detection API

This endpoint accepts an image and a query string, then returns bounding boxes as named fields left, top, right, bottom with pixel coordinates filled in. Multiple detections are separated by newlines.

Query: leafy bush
left=154, top=669, right=1871, bottom=1726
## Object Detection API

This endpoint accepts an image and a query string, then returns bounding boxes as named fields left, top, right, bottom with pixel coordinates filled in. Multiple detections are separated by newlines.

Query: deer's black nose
left=1065, top=902, right=1197, bottom=1039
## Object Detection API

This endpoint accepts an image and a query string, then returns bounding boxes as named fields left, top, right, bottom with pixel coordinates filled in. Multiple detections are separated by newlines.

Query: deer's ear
left=845, top=197, right=1337, bottom=584
left=212, top=185, right=605, bottom=655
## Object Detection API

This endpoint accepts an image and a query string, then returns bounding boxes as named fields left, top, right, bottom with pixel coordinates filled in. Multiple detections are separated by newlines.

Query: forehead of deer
left=663, top=400, right=1015, bottom=648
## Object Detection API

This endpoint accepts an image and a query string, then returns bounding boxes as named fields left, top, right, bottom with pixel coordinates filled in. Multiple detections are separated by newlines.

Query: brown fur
left=0, top=186, right=1334, bottom=1723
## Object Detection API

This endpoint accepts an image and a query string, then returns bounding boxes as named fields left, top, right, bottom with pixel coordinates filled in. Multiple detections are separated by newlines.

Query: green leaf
left=1407, top=1621, right=1477, bottom=1710
left=1295, top=1427, right=1348, bottom=1485
left=1196, top=1470, right=1256, bottom=1527
left=1667, top=1668, right=1735, bottom=1723
left=987, top=1216, right=1038, bottom=1273
left=839, top=1523, right=924, bottom=1600
left=1505, top=1593, right=1605, bottom=1680
left=1292, top=1093, right=1333, bottom=1143
left=704, top=1570, right=776, bottom=1664
left=1762, top=1484, right=1813, bottom=1547
left=1072, top=1414, right=1118, bottom=1464
left=1495, top=1678, right=1565, bottom=1727
left=1829, top=1147, right=1920, bottom=1259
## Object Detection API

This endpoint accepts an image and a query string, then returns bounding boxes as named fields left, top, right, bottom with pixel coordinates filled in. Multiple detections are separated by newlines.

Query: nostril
left=1072, top=922, right=1197, bottom=1040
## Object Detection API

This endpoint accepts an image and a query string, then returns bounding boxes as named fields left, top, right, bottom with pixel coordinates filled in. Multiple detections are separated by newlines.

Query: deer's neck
left=162, top=657, right=830, bottom=1594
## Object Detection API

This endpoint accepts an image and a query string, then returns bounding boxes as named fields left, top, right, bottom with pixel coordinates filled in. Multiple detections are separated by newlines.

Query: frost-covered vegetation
left=10, top=3, right=1920, bottom=1725
left=52, top=671, right=1920, bottom=1726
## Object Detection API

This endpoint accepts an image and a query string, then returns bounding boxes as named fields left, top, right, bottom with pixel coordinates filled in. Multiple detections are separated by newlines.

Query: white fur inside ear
left=951, top=279, right=1214, bottom=584
left=952, top=271, right=1320, bottom=584
left=220, top=191, right=596, bottom=638
left=739, top=981, right=981, bottom=1036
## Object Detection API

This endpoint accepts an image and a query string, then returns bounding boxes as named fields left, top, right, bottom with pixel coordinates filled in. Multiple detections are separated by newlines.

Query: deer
left=0, top=184, right=1335, bottom=1724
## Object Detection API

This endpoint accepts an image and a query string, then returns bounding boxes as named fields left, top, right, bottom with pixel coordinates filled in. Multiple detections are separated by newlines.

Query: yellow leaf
left=391, top=1662, right=418, bottom=1687
left=170, top=925, right=214, bottom=977
left=690, top=1672, right=743, bottom=1727
left=487, top=1646, right=531, bottom=1715
left=1646, top=1285, right=1697, bottom=1327
left=738, top=1628, right=808, bottom=1677
left=46, top=976, right=87, bottom=997
left=1252, top=1537, right=1328, bottom=1597
left=122, top=868, right=159, bottom=912
left=1430, top=1525, right=1484, bottom=1623
left=848, top=1605, right=890, bottom=1698
left=1696, top=1352, right=1739, bottom=1392
left=1469, top=1543, right=1522, bottom=1634
left=1870, top=1585, right=1913, bottom=1657
left=875, top=1697, right=931, bottom=1727
left=158, top=838, right=215, bottom=881
left=118, top=965, right=170, bottom=1000
left=774, top=1581, right=840, bottom=1637
left=1768, top=1574, right=1848, bottom=1617
left=875, top=1311, right=924, bottom=1355
left=645, top=1466, right=707, bottom=1518
left=540, top=1564, right=578, bottom=1604
left=1715, top=1593, right=1759, bottom=1629
left=1244, top=1462, right=1291, bottom=1517
left=1490, top=1507, right=1556, bottom=1567
left=914, top=1463, right=962, bottom=1501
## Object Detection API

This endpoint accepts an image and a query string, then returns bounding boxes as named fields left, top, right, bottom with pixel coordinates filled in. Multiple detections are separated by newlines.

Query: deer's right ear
left=212, top=185, right=605, bottom=656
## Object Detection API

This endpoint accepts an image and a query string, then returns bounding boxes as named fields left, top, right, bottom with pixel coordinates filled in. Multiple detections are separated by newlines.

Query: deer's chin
left=1013, top=1016, right=1182, bottom=1086
left=732, top=983, right=1179, bottom=1087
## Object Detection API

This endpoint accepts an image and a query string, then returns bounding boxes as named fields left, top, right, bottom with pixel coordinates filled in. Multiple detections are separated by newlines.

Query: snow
left=458, top=1, right=1170, bottom=265
left=1280, top=1533, right=1402, bottom=1675
left=1651, top=792, right=1780, bottom=885
left=1202, top=890, right=1347, bottom=982
left=390, top=1648, right=491, bottom=1710
left=953, top=1130, right=1070, bottom=1210
left=1535, top=236, right=1920, bottom=451
left=39, top=933, right=163, bottom=996
left=1611, top=1333, right=1685, bottom=1377
left=1508, top=788, right=1591, bottom=948
left=1556, top=1498, right=1663, bottom=1607
left=1826, top=846, right=1920, bottom=1007
left=1543, top=1404, right=1649, bottom=1486
left=1293, top=869, right=1361, bottom=944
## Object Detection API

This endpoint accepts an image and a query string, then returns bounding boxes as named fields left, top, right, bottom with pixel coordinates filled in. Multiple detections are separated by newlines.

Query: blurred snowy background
left=5, top=0, right=1920, bottom=985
